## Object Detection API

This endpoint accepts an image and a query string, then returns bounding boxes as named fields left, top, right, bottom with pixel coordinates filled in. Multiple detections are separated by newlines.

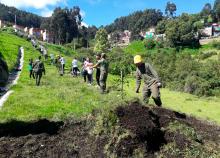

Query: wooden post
left=121, top=69, right=124, bottom=99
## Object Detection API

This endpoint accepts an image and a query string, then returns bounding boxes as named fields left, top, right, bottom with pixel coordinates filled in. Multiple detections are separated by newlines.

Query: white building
left=200, top=27, right=212, bottom=37
left=0, top=20, right=2, bottom=28
left=24, top=27, right=28, bottom=33
left=120, top=30, right=131, bottom=44
left=29, top=27, right=34, bottom=36
left=43, top=30, right=48, bottom=42
left=140, top=27, right=156, bottom=39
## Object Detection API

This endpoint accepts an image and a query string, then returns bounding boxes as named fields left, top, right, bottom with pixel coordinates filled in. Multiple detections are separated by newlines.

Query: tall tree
left=165, top=1, right=177, bottom=18
left=94, top=28, right=110, bottom=53
left=165, top=14, right=200, bottom=47
left=201, top=3, right=212, bottom=16
left=0, top=3, right=43, bottom=27
left=50, top=6, right=81, bottom=44
left=214, top=0, right=220, bottom=21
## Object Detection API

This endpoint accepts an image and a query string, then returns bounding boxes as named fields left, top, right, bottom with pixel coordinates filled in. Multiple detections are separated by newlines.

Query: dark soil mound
left=0, top=101, right=219, bottom=158
left=116, top=102, right=167, bottom=153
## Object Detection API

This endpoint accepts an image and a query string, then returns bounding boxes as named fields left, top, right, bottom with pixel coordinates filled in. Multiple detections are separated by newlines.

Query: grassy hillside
left=124, top=40, right=220, bottom=58
left=0, top=32, right=126, bottom=122
left=0, top=30, right=37, bottom=71
left=0, top=31, right=220, bottom=125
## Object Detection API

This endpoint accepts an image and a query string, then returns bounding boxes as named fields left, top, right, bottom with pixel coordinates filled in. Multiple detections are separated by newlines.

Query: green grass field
left=0, top=30, right=220, bottom=125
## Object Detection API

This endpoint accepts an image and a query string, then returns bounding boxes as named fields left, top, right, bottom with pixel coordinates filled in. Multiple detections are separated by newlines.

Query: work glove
left=157, top=82, right=162, bottom=88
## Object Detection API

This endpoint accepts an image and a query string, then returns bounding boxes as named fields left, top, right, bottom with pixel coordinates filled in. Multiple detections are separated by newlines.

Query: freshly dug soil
left=0, top=102, right=219, bottom=158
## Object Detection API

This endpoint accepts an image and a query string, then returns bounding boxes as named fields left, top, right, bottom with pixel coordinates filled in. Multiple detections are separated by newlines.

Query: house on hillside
left=0, top=20, right=2, bottom=28
left=29, top=27, right=43, bottom=39
left=140, top=27, right=156, bottom=39
left=120, top=30, right=131, bottom=44
left=200, top=27, right=213, bottom=37
left=108, top=30, right=131, bottom=47
left=200, top=23, right=220, bottom=38
left=13, top=25, right=25, bottom=33
left=212, top=23, right=220, bottom=36
left=42, top=30, right=53, bottom=43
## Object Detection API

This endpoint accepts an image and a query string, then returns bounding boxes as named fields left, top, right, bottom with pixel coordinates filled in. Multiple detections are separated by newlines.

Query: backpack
left=33, top=61, right=44, bottom=73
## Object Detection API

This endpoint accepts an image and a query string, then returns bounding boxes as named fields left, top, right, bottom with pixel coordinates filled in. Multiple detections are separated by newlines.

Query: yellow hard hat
left=134, top=55, right=142, bottom=64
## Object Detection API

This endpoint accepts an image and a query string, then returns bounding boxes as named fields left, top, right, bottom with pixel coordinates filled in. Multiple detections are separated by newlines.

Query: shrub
left=108, top=47, right=135, bottom=76
left=198, top=51, right=218, bottom=60
left=143, top=39, right=156, bottom=49
left=211, top=40, right=220, bottom=50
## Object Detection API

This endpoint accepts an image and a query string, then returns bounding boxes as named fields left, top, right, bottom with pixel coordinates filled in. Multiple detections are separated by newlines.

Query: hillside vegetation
left=0, top=29, right=219, bottom=158
left=0, top=30, right=219, bottom=125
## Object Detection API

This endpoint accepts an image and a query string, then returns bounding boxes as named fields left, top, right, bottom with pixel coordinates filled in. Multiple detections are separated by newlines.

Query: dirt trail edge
left=0, top=47, right=24, bottom=108
left=0, top=101, right=219, bottom=158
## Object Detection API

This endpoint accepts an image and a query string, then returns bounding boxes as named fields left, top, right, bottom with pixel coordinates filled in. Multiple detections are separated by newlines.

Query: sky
left=0, top=0, right=216, bottom=27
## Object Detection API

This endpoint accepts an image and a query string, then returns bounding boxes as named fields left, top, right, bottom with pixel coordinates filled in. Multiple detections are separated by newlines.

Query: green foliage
left=49, top=7, right=81, bottom=44
left=105, top=9, right=163, bottom=38
left=124, top=41, right=146, bottom=55
left=75, top=48, right=95, bottom=62
left=109, top=47, right=135, bottom=76
left=198, top=51, right=218, bottom=60
left=0, top=3, right=42, bottom=28
left=0, top=31, right=28, bottom=71
left=211, top=40, right=220, bottom=49
left=143, top=39, right=156, bottom=49
left=94, top=28, right=110, bottom=53
left=214, top=0, right=220, bottom=21
left=165, top=1, right=177, bottom=18
left=155, top=19, right=167, bottom=34
left=165, top=14, right=200, bottom=47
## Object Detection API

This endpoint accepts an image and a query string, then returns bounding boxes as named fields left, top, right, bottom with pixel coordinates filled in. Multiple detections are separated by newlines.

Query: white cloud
left=80, top=10, right=86, bottom=18
left=40, top=8, right=53, bottom=17
left=1, top=0, right=65, bottom=9
left=81, top=21, right=89, bottom=28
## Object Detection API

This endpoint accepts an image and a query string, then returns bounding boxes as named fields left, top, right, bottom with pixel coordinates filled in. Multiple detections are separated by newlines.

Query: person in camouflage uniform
left=33, top=56, right=45, bottom=86
left=93, top=53, right=109, bottom=93
left=95, top=53, right=101, bottom=87
left=134, top=55, right=162, bottom=107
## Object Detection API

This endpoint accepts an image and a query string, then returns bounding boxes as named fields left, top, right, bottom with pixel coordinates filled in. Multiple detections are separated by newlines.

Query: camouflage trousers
left=100, top=71, right=108, bottom=93
left=35, top=72, right=42, bottom=86
left=143, top=82, right=162, bottom=106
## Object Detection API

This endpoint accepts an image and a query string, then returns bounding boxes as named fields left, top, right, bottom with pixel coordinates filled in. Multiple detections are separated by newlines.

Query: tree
left=202, top=3, right=212, bottom=15
left=105, top=9, right=163, bottom=36
left=165, top=1, right=177, bottom=18
left=215, top=4, right=220, bottom=21
left=165, top=14, right=200, bottom=47
left=87, top=25, right=98, bottom=40
left=156, top=19, right=167, bottom=34
left=200, top=3, right=214, bottom=24
left=0, top=3, right=42, bottom=27
left=50, top=6, right=81, bottom=44
left=94, top=28, right=110, bottom=53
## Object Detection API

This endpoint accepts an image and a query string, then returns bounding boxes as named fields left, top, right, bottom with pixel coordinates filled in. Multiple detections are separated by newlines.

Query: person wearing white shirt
left=72, top=58, right=79, bottom=76
left=59, top=57, right=65, bottom=76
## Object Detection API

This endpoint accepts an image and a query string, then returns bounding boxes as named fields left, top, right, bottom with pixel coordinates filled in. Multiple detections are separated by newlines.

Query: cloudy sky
left=0, top=0, right=216, bottom=27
